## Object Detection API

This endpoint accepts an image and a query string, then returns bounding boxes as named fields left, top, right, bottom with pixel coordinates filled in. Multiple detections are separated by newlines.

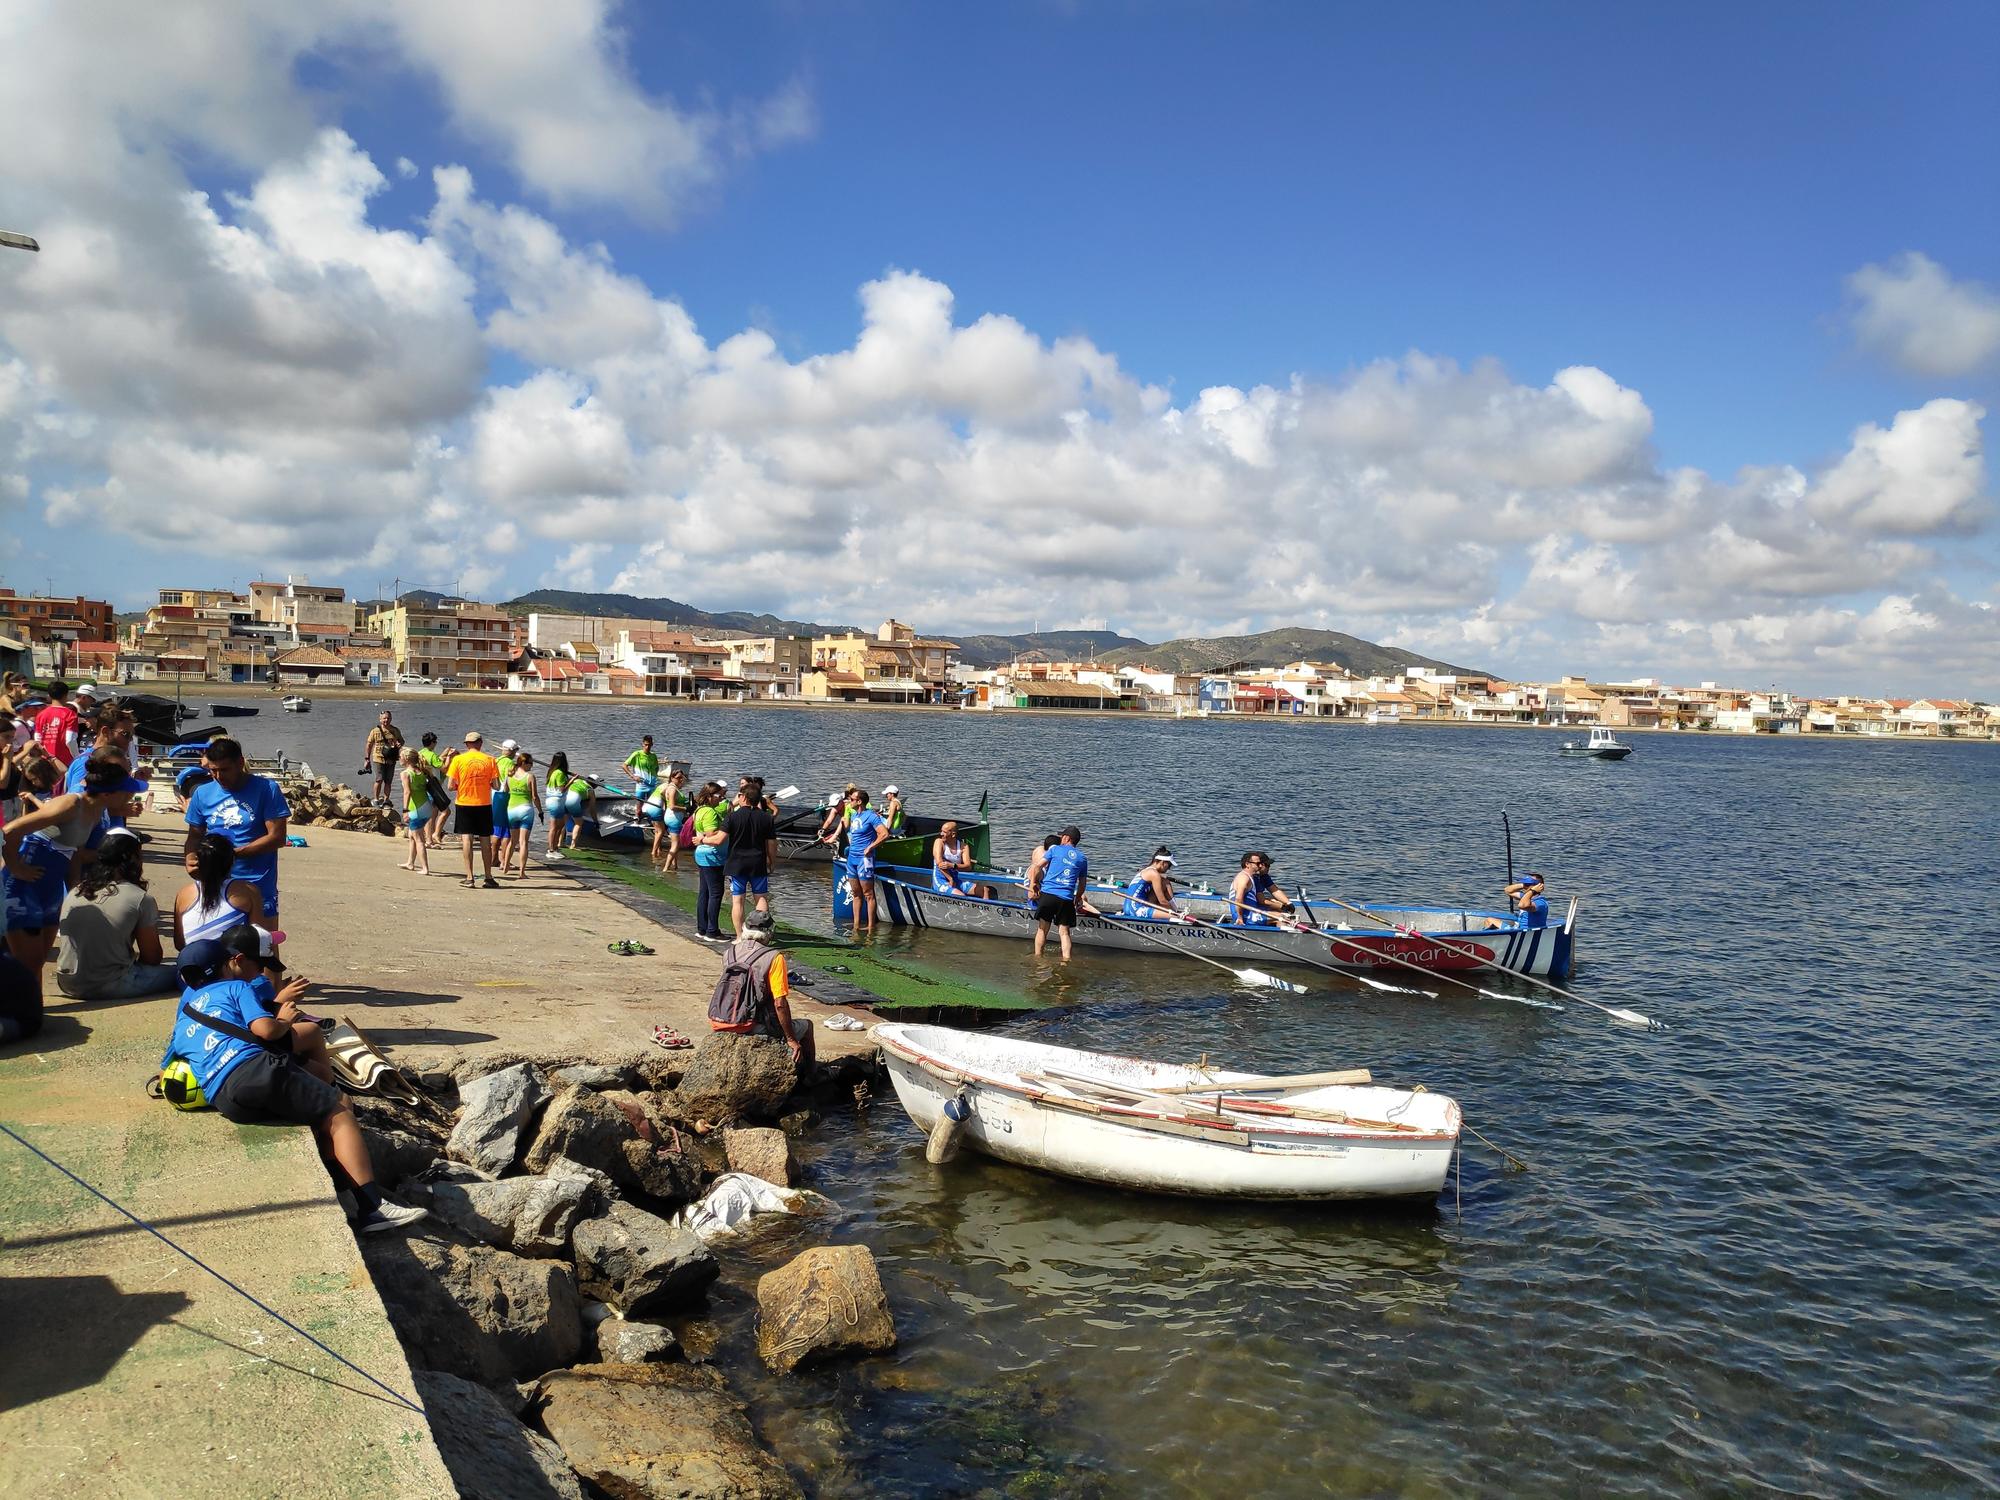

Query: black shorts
left=454, top=804, right=494, bottom=836
left=1034, top=894, right=1078, bottom=927
left=211, top=1049, right=343, bottom=1126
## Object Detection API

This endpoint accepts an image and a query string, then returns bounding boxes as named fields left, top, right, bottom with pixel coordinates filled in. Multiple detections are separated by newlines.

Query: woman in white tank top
left=174, top=832, right=267, bottom=948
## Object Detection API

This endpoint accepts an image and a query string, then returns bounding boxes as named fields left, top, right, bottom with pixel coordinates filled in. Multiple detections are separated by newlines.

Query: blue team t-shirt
left=184, top=774, right=290, bottom=912
left=1040, top=845, right=1087, bottom=899
left=1521, top=894, right=1550, bottom=929
left=161, top=978, right=271, bottom=1098
left=845, top=809, right=887, bottom=868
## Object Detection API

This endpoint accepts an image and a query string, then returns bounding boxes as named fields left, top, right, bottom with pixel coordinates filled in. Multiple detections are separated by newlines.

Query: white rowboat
left=874, top=1022, right=1461, bottom=1201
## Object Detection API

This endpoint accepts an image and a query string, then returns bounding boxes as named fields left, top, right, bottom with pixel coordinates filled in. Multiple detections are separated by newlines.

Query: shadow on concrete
left=3, top=1197, right=333, bottom=1251
left=0, top=1013, right=91, bottom=1059
left=0, top=1275, right=191, bottom=1410
left=359, top=1026, right=498, bottom=1047
left=43, top=988, right=177, bottom=1017
left=306, top=982, right=460, bottom=1010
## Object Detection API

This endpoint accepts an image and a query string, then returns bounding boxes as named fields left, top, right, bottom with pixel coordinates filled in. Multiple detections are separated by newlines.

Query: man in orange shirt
left=706, top=911, right=812, bottom=1069
left=445, top=731, right=501, bottom=889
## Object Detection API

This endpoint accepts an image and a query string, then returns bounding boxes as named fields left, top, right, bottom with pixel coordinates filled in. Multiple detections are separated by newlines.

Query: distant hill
left=500, top=590, right=850, bottom=641
left=1098, top=627, right=1485, bottom=678
left=948, top=629, right=1148, bottom=669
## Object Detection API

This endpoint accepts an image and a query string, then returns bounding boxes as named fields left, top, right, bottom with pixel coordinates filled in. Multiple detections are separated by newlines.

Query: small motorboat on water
left=207, top=703, right=260, bottom=718
left=1559, top=726, right=1632, bottom=760
left=842, top=865, right=1579, bottom=979
left=281, top=696, right=311, bottom=712
left=875, top=1023, right=1461, bottom=1201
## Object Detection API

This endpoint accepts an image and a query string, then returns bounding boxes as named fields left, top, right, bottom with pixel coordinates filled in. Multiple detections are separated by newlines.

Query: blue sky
left=2, top=2, right=1996, bottom=691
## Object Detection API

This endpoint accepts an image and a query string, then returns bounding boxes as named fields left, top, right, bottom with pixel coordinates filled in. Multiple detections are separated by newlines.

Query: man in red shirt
left=31, top=683, right=79, bottom=768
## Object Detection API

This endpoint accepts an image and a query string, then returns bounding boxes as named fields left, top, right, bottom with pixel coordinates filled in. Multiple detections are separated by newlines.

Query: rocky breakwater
left=350, top=1035, right=895, bottom=1499
left=285, top=774, right=403, bottom=836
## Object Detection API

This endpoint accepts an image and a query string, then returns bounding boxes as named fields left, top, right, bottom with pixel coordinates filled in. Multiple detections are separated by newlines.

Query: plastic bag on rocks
left=669, top=1170, right=835, bottom=1243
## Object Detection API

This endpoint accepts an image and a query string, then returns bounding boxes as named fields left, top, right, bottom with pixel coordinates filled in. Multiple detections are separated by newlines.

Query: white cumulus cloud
left=1847, top=253, right=2000, bottom=379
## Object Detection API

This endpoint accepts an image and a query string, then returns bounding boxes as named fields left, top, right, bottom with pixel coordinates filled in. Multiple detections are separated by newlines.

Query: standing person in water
left=1120, top=848, right=1181, bottom=919
left=500, top=752, right=539, bottom=878
left=623, top=736, right=660, bottom=800
left=1032, top=826, right=1095, bottom=961
left=396, top=748, right=433, bottom=876
left=843, top=788, right=890, bottom=931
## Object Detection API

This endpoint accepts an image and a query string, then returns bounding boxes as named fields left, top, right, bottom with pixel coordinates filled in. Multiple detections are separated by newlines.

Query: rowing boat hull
left=867, top=872, right=1577, bottom=979
left=875, top=1023, right=1459, bottom=1201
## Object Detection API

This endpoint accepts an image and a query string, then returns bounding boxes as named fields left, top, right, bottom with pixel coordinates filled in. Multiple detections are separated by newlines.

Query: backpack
left=707, top=943, right=778, bottom=1029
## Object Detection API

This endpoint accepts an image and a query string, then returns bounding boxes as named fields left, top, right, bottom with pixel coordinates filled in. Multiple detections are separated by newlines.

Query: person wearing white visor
left=1119, top=846, right=1181, bottom=920
left=881, top=784, right=906, bottom=835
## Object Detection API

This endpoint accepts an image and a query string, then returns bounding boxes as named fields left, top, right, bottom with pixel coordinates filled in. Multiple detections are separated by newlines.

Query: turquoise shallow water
left=237, top=701, right=2000, bottom=1496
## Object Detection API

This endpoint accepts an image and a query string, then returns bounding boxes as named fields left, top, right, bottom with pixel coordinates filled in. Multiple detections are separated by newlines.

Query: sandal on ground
left=650, top=1024, right=692, bottom=1050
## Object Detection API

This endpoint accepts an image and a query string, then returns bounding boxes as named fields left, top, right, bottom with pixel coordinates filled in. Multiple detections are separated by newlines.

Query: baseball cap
left=175, top=765, right=212, bottom=795
left=501, top=738, right=519, bottom=751
left=1059, top=825, right=1082, bottom=843
left=883, top=784, right=900, bottom=796
left=742, top=910, right=775, bottom=932
left=464, top=731, right=482, bottom=743
left=221, top=923, right=287, bottom=973
left=176, top=938, right=232, bottom=988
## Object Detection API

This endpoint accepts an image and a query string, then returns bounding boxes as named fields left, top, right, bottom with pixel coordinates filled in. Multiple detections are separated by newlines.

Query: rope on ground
left=0, top=1120, right=426, bottom=1417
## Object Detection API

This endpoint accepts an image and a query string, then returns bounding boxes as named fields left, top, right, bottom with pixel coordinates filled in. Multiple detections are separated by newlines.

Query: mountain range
left=496, top=590, right=1483, bottom=677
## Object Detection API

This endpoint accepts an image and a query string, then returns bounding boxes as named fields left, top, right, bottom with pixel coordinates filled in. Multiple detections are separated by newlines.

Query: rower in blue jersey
left=1032, top=825, right=1096, bottom=961
left=1225, top=850, right=1300, bottom=926
left=1120, top=847, right=1180, bottom=919
left=1504, top=873, right=1549, bottom=928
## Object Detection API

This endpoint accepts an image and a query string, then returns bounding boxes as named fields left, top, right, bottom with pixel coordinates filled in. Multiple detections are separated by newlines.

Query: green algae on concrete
left=563, top=848, right=1039, bottom=1021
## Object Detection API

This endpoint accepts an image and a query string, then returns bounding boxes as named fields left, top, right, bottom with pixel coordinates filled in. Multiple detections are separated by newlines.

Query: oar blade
left=774, top=785, right=801, bottom=800
left=1357, top=975, right=1438, bottom=999
left=1239, top=968, right=1307, bottom=994
left=1607, top=1007, right=1665, bottom=1031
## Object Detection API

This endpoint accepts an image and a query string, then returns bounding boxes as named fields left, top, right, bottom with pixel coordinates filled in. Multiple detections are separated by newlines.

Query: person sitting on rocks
left=161, top=932, right=426, bottom=1234
left=707, top=910, right=813, bottom=1072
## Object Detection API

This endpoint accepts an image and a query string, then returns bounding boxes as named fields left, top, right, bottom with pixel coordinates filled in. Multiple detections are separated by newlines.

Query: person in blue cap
left=1496, top=873, right=1549, bottom=929
left=162, top=932, right=426, bottom=1234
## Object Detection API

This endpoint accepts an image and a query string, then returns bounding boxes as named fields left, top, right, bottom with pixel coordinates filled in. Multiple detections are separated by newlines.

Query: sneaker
left=544, top=850, right=563, bottom=861
left=356, top=1199, right=429, bottom=1234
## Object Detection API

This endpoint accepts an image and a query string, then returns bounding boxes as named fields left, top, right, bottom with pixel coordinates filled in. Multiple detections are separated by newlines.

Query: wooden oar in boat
left=1110, top=906, right=1307, bottom=994
left=1293, top=885, right=1665, bottom=1032
left=1151, top=1067, right=1373, bottom=1094
left=1029, top=1066, right=1423, bottom=1132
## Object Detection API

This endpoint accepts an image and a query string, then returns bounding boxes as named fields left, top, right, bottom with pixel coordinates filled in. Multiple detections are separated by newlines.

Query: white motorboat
left=281, top=695, right=311, bottom=712
left=1560, top=725, right=1632, bottom=759
left=874, top=1023, right=1461, bottom=1201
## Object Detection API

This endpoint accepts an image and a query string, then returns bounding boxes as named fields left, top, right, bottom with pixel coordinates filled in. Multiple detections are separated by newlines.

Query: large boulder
left=673, top=1033, right=797, bottom=1123
left=413, top=1368, right=584, bottom=1500
left=722, top=1127, right=792, bottom=1188
left=550, top=1062, right=628, bottom=1092
left=525, top=1086, right=704, bottom=1205
left=594, top=1319, right=679, bottom=1364
left=533, top=1363, right=801, bottom=1500
left=362, top=1236, right=583, bottom=1386
left=430, top=1175, right=594, bottom=1258
left=360, top=1124, right=443, bottom=1187
left=571, top=1201, right=718, bottom=1317
left=448, top=1062, right=551, bottom=1176
left=755, top=1245, right=897, bottom=1374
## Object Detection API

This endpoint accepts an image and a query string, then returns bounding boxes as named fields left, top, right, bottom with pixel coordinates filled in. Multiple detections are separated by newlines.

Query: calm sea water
left=228, top=698, right=2000, bottom=1497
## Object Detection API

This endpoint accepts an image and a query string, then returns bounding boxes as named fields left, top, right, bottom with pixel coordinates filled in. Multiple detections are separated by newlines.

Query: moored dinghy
left=875, top=1022, right=1460, bottom=1201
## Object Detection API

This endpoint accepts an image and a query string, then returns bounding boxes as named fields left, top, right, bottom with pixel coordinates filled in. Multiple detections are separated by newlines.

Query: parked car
left=436, top=676, right=465, bottom=689
left=396, top=673, right=433, bottom=686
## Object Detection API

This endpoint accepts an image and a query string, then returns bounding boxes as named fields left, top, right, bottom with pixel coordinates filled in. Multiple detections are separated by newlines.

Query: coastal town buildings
left=801, top=620, right=958, bottom=703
